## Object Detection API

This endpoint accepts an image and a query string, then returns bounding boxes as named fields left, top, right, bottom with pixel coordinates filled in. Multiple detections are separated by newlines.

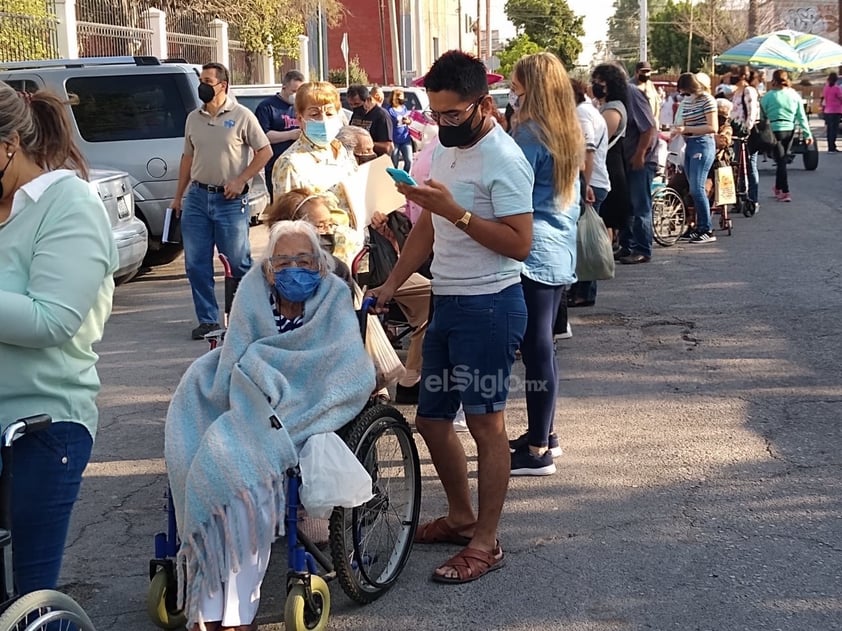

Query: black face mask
left=591, top=83, right=607, bottom=100
left=0, top=151, right=14, bottom=201
left=355, top=153, right=377, bottom=165
left=319, top=233, right=336, bottom=254
left=198, top=83, right=217, bottom=104
left=639, top=74, right=650, bottom=82
left=438, top=101, right=484, bottom=148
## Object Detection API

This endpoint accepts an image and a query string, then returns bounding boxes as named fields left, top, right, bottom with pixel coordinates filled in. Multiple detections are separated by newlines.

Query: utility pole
left=687, top=2, right=693, bottom=72
left=476, top=0, right=481, bottom=59
left=457, top=0, right=462, bottom=50
left=709, top=0, right=716, bottom=76
left=639, top=0, right=648, bottom=62
left=485, top=0, right=491, bottom=64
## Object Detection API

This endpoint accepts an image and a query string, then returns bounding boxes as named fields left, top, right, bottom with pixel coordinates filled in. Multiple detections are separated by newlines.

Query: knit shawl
left=164, top=267, right=376, bottom=623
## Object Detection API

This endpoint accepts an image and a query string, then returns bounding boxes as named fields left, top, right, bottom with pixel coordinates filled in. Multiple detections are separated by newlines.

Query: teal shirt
left=0, top=171, right=118, bottom=438
left=761, top=88, right=812, bottom=137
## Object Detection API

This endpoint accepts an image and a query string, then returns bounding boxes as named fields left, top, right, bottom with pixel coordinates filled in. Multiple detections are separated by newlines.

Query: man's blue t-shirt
left=255, top=94, right=299, bottom=164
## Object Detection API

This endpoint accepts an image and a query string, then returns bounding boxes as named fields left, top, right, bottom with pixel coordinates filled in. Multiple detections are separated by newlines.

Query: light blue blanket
left=164, top=267, right=376, bottom=619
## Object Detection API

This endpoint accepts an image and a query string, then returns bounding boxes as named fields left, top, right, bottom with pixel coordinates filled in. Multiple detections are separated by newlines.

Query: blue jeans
left=392, top=142, right=413, bottom=172
left=181, top=184, right=252, bottom=325
left=734, top=138, right=759, bottom=203
left=620, top=164, right=654, bottom=257
left=521, top=276, right=564, bottom=447
left=10, top=422, right=92, bottom=594
left=684, top=136, right=716, bottom=233
left=571, top=186, right=609, bottom=303
left=418, top=284, right=527, bottom=419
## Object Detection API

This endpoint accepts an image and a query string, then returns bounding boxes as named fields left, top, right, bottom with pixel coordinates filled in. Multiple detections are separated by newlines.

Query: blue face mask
left=304, top=117, right=342, bottom=146
left=273, top=267, right=321, bottom=303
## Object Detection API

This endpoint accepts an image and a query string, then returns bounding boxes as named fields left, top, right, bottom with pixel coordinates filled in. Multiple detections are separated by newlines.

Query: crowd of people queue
left=0, top=48, right=831, bottom=631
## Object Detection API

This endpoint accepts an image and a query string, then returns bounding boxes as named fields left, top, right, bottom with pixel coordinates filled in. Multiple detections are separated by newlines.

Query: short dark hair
left=202, top=62, right=229, bottom=86
left=423, top=50, right=488, bottom=99
left=592, top=62, right=628, bottom=105
left=347, top=84, right=370, bottom=101
left=569, top=78, right=587, bottom=104
left=283, top=70, right=305, bottom=84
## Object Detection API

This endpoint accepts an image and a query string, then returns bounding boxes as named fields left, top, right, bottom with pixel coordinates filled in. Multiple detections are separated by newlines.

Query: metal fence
left=166, top=9, right=216, bottom=64
left=75, top=0, right=153, bottom=58
left=0, top=11, right=59, bottom=62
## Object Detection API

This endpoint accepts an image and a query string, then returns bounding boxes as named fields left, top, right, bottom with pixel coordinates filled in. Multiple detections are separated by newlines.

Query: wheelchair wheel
left=0, top=589, right=96, bottom=630
left=329, top=404, right=420, bottom=604
left=147, top=567, right=187, bottom=629
left=652, top=187, right=686, bottom=247
left=284, top=575, right=330, bottom=631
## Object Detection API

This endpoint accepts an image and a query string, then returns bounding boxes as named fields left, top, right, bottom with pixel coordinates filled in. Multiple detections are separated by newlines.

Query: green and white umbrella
left=716, top=33, right=802, bottom=70
left=717, top=30, right=842, bottom=72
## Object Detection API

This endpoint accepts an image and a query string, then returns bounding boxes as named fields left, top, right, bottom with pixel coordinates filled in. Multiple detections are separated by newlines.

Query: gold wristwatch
left=454, top=210, right=472, bottom=231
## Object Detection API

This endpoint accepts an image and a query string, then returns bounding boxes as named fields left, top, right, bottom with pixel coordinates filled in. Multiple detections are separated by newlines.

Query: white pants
left=195, top=486, right=275, bottom=627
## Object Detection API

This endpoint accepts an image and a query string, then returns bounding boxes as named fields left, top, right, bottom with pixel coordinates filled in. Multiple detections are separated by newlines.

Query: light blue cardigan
left=0, top=170, right=117, bottom=438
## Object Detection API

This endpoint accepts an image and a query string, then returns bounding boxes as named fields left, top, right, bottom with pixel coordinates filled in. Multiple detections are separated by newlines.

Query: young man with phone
left=370, top=50, right=533, bottom=584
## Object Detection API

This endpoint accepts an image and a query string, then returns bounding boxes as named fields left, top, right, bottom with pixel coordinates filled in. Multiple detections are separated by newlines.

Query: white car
left=88, top=168, right=148, bottom=284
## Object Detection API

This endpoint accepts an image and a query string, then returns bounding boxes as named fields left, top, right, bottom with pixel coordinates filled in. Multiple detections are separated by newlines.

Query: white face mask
left=508, top=91, right=522, bottom=110
left=304, top=116, right=343, bottom=146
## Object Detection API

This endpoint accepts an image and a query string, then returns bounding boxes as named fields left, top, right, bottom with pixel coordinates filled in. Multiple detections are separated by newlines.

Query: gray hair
left=336, top=124, right=372, bottom=152
left=264, top=220, right=335, bottom=276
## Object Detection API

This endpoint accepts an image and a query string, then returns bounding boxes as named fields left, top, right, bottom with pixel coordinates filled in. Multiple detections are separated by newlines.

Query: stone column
left=54, top=0, right=79, bottom=59
left=298, top=34, right=310, bottom=82
left=209, top=18, right=230, bottom=68
left=141, top=8, right=168, bottom=60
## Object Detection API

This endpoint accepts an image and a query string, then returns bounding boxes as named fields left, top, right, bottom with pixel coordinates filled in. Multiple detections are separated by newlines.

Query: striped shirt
left=681, top=93, right=716, bottom=131
left=269, top=292, right=304, bottom=333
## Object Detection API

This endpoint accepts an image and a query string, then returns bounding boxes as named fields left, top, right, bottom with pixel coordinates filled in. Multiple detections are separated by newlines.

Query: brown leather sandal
left=431, top=543, right=505, bottom=584
left=414, top=516, right=476, bottom=546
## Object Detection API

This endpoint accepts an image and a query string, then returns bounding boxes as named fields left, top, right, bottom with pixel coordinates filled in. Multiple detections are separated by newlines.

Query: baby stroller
left=147, top=297, right=422, bottom=631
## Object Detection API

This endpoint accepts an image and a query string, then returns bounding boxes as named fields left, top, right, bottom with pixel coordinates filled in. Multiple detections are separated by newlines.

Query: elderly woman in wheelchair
left=165, top=221, right=376, bottom=631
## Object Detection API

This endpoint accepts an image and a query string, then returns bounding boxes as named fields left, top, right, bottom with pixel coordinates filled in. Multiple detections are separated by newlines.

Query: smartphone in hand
left=386, top=167, right=418, bottom=186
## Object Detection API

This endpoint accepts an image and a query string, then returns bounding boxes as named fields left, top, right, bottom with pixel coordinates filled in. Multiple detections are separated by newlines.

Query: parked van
left=0, top=56, right=269, bottom=263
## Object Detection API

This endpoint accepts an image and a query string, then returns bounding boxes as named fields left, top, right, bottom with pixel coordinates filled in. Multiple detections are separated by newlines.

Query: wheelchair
left=147, top=298, right=422, bottom=631
left=0, top=415, right=97, bottom=630
left=651, top=177, right=687, bottom=247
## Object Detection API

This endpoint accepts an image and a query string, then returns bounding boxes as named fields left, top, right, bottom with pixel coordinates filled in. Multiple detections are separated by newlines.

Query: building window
left=432, top=37, right=440, bottom=60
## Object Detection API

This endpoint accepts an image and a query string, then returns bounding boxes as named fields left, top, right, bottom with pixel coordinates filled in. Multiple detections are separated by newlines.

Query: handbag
left=713, top=162, right=737, bottom=206
left=748, top=103, right=776, bottom=153
left=575, top=204, right=615, bottom=282
left=353, top=284, right=405, bottom=390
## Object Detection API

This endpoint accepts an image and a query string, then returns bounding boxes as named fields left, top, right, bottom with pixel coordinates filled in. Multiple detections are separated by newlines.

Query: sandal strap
left=440, top=546, right=502, bottom=581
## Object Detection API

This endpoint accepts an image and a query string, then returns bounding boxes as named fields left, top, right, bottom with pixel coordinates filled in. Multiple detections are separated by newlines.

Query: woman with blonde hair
left=507, top=52, right=582, bottom=475
left=271, top=81, right=362, bottom=263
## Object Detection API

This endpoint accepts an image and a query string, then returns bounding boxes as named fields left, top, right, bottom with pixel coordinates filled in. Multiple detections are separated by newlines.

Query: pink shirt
left=822, top=83, right=842, bottom=115
left=405, top=136, right=440, bottom=224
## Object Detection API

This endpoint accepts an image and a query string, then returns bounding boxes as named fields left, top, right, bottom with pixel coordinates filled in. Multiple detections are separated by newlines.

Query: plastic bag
left=713, top=164, right=736, bottom=206
left=353, top=284, right=406, bottom=390
left=575, top=204, right=615, bottom=282
left=299, top=432, right=374, bottom=519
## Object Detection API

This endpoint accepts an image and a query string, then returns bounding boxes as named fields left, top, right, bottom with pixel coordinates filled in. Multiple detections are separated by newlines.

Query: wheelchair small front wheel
left=147, top=568, right=187, bottom=629
left=0, top=589, right=96, bottom=630
left=284, top=576, right=330, bottom=631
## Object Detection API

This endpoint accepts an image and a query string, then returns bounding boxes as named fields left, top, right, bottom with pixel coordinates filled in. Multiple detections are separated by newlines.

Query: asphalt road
left=61, top=130, right=841, bottom=631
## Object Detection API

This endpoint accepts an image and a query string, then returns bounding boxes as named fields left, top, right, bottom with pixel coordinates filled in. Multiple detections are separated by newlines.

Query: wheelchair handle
left=358, top=296, right=378, bottom=342
left=2, top=414, right=52, bottom=448
left=360, top=296, right=377, bottom=314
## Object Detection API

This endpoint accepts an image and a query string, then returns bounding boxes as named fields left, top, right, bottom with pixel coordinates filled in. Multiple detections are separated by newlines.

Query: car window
left=491, top=91, right=509, bottom=111
left=1, top=79, right=39, bottom=93
left=67, top=74, right=191, bottom=142
left=235, top=95, right=267, bottom=113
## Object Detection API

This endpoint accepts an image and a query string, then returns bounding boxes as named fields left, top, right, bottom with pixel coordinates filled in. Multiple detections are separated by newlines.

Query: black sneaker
left=511, top=447, right=556, bottom=476
left=191, top=322, right=220, bottom=340
left=678, top=228, right=696, bottom=241
left=613, top=247, right=632, bottom=261
left=689, top=231, right=717, bottom=244
left=509, top=432, right=563, bottom=457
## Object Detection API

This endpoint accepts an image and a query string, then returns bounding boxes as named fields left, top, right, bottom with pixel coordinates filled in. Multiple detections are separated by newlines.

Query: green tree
left=504, top=0, right=585, bottom=69
left=497, top=33, right=543, bottom=78
left=328, top=56, right=369, bottom=87
left=0, top=0, right=55, bottom=62
left=650, top=0, right=706, bottom=71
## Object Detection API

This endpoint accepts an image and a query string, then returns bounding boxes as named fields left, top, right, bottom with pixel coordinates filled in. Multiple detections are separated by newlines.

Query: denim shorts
left=418, top=283, right=528, bottom=419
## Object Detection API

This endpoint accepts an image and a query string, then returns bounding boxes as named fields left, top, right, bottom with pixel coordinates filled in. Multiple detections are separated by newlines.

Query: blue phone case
left=386, top=167, right=417, bottom=186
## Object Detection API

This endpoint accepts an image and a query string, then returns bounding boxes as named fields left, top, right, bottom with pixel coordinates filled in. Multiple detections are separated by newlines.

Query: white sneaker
left=452, top=406, right=469, bottom=432
left=554, top=322, right=572, bottom=341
